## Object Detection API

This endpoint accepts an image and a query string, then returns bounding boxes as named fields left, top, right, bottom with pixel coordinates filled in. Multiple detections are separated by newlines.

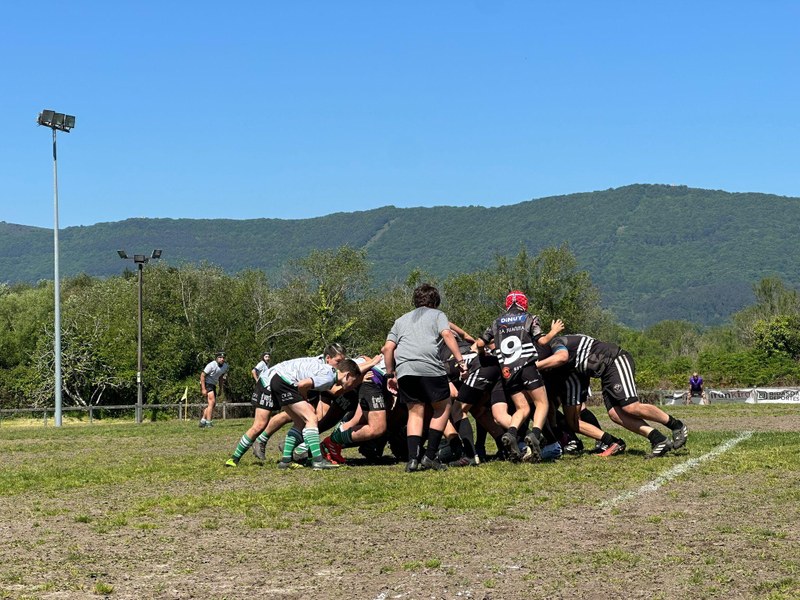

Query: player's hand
left=458, top=360, right=469, bottom=380
left=550, top=319, right=565, bottom=335
left=386, top=376, right=398, bottom=395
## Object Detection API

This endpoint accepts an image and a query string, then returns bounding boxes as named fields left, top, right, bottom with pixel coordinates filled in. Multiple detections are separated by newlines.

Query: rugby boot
left=671, top=423, right=688, bottom=449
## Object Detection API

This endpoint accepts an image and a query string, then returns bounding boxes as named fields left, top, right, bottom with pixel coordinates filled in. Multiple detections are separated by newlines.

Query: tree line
left=1, top=245, right=799, bottom=411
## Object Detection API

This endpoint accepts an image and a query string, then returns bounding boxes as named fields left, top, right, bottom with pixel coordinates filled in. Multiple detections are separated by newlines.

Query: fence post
left=222, top=403, right=227, bottom=421
left=43, top=410, right=48, bottom=426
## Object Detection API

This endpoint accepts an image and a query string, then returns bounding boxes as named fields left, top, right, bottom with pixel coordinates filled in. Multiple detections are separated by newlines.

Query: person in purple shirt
left=687, top=372, right=709, bottom=405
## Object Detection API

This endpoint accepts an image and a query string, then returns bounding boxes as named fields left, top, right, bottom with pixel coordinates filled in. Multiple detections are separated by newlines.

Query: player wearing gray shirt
left=382, top=284, right=468, bottom=473
left=199, top=352, right=229, bottom=428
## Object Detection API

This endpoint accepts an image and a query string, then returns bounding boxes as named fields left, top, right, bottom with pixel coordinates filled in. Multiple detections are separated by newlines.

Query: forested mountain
left=2, top=184, right=798, bottom=327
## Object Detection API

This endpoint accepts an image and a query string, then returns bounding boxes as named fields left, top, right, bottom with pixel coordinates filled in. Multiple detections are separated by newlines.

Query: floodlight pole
left=39, top=110, right=75, bottom=427
left=117, top=250, right=161, bottom=424
left=136, top=261, right=144, bottom=424
left=52, top=128, right=62, bottom=427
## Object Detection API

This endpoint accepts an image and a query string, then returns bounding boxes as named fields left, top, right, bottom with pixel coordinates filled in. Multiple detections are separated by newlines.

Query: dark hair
left=413, top=283, right=441, bottom=309
left=336, top=358, right=361, bottom=378
left=323, top=342, right=346, bottom=359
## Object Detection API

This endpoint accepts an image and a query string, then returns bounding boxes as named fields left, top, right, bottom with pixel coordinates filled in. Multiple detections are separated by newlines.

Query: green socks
left=232, top=433, right=253, bottom=460
left=281, top=428, right=303, bottom=461
left=303, top=427, right=322, bottom=459
left=331, top=427, right=353, bottom=446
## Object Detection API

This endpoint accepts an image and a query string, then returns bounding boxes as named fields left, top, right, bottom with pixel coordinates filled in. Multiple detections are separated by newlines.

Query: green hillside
left=2, top=184, right=798, bottom=326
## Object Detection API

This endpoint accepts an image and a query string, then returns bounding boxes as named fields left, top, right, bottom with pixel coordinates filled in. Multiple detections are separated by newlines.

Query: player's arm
left=296, top=378, right=314, bottom=400
left=441, top=329, right=468, bottom=377
left=252, top=367, right=260, bottom=381
left=200, top=371, right=208, bottom=395
left=535, top=347, right=569, bottom=370
left=538, top=319, right=565, bottom=345
left=448, top=321, right=476, bottom=343
left=358, top=354, right=382, bottom=373
left=381, top=339, right=398, bottom=394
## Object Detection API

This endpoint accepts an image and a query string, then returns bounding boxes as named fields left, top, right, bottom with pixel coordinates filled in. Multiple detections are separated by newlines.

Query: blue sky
left=2, top=1, right=798, bottom=228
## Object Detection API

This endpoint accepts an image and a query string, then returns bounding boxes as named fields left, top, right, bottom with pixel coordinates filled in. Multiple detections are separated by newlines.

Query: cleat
left=541, top=442, right=563, bottom=461
left=523, top=432, right=542, bottom=463
left=311, top=457, right=339, bottom=470
left=563, top=438, right=584, bottom=455
left=277, top=459, right=304, bottom=470
left=646, top=439, right=673, bottom=459
left=205, top=421, right=214, bottom=427
left=321, top=437, right=346, bottom=464
left=672, top=423, right=688, bottom=449
left=224, top=458, right=238, bottom=467
left=199, top=420, right=207, bottom=428
left=292, top=447, right=310, bottom=463
left=405, top=458, right=420, bottom=472
left=501, top=432, right=523, bottom=462
left=449, top=456, right=479, bottom=467
left=592, top=440, right=609, bottom=454
left=252, top=439, right=266, bottom=460
left=420, top=455, right=448, bottom=471
left=598, top=440, right=627, bottom=457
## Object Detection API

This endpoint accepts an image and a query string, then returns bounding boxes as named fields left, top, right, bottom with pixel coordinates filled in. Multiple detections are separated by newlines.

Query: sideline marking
left=600, top=430, right=754, bottom=510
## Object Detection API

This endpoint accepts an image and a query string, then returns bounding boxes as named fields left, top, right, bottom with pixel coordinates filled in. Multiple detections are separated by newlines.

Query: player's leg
left=226, top=407, right=272, bottom=467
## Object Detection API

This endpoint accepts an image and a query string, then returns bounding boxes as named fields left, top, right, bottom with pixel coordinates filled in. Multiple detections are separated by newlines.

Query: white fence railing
left=660, top=388, right=800, bottom=405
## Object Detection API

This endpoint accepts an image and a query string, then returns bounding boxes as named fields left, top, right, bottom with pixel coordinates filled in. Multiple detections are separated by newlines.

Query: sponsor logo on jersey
left=499, top=314, right=527, bottom=325
left=613, top=383, right=622, bottom=393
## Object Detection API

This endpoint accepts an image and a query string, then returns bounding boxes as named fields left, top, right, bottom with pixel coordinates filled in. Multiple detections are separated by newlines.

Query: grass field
left=1, top=404, right=799, bottom=600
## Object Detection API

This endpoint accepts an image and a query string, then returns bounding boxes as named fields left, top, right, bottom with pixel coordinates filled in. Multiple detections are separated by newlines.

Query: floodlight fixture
left=37, top=109, right=76, bottom=133
left=117, top=250, right=128, bottom=259
left=151, top=249, right=162, bottom=259
left=133, top=254, right=147, bottom=264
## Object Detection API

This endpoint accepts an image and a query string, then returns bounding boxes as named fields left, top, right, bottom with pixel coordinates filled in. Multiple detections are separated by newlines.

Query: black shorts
left=251, top=380, right=278, bottom=411
left=502, top=363, right=545, bottom=395
left=205, top=383, right=217, bottom=396
left=489, top=380, right=510, bottom=406
left=689, top=389, right=704, bottom=397
left=269, top=374, right=304, bottom=407
left=546, top=371, right=590, bottom=409
left=359, top=381, right=389, bottom=411
left=396, top=375, right=450, bottom=405
left=458, top=360, right=501, bottom=405
left=320, top=390, right=358, bottom=414
left=600, top=350, right=639, bottom=410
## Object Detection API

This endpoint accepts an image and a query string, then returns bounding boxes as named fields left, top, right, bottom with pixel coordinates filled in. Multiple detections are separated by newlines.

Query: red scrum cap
left=505, top=290, right=528, bottom=311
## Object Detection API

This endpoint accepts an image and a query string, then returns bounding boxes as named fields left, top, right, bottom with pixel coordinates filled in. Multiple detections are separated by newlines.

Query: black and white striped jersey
left=480, top=308, right=542, bottom=377
left=547, top=334, right=623, bottom=377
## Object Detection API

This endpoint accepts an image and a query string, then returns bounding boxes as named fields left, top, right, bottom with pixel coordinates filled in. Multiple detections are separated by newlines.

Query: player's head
left=413, top=283, right=441, bottom=309
left=215, top=351, right=226, bottom=364
left=505, top=290, right=528, bottom=311
left=336, top=358, right=362, bottom=389
left=262, top=352, right=271, bottom=363
left=323, top=342, right=346, bottom=366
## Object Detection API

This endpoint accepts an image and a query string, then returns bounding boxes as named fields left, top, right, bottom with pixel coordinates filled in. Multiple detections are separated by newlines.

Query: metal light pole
left=37, top=110, right=76, bottom=427
left=117, top=249, right=162, bottom=423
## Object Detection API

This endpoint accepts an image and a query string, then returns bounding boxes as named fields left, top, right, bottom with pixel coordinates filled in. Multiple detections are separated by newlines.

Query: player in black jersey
left=535, top=333, right=688, bottom=457
left=476, top=291, right=559, bottom=462
left=534, top=337, right=624, bottom=454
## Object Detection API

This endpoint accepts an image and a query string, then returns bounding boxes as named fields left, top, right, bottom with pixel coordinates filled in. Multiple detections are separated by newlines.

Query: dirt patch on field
left=1, top=410, right=799, bottom=600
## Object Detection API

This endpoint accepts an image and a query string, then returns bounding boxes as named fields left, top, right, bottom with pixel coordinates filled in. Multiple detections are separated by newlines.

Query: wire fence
left=2, top=387, right=798, bottom=427
left=0, top=402, right=254, bottom=426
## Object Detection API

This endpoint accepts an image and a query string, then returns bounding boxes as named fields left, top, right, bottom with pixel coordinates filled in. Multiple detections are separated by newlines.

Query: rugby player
left=382, top=283, right=469, bottom=472
left=534, top=333, right=688, bottom=457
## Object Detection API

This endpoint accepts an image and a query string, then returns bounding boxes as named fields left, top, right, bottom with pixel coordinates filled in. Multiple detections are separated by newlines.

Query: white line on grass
left=600, top=430, right=754, bottom=510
